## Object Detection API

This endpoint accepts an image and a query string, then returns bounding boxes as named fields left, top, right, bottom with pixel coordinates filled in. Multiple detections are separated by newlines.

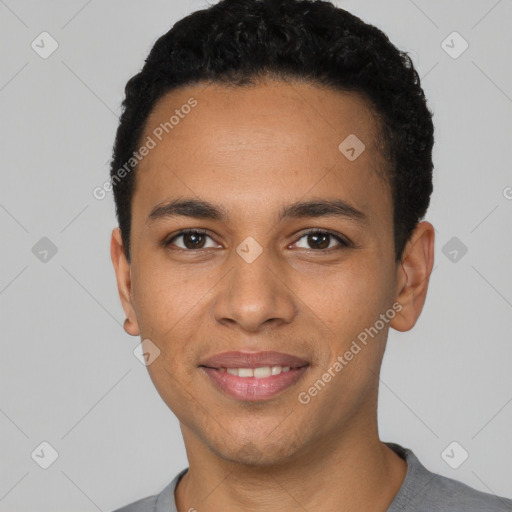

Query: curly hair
left=110, top=0, right=434, bottom=262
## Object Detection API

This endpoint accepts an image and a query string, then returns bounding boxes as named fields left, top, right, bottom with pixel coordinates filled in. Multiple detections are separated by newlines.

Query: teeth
left=222, top=365, right=293, bottom=378
left=238, top=368, right=253, bottom=377
left=253, top=366, right=271, bottom=378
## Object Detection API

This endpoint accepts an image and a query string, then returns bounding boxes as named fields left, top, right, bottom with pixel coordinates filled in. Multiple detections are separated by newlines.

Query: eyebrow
left=147, top=197, right=368, bottom=225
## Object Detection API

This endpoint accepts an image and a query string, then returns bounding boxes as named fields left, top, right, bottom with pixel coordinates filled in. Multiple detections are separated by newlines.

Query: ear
left=390, top=221, right=435, bottom=332
left=110, top=227, right=140, bottom=336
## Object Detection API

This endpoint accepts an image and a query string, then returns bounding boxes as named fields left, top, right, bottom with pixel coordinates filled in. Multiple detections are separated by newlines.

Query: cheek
left=309, top=258, right=390, bottom=333
left=145, top=357, right=199, bottom=428
left=130, top=257, right=215, bottom=375
left=305, top=264, right=391, bottom=406
left=131, top=256, right=207, bottom=333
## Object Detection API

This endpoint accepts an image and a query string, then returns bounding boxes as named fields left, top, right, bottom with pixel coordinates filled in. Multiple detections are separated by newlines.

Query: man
left=109, top=0, right=512, bottom=510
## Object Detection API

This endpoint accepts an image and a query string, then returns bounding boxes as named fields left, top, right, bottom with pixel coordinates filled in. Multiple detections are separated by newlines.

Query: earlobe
left=123, top=317, right=140, bottom=337
left=390, top=221, right=435, bottom=332
left=110, top=227, right=140, bottom=337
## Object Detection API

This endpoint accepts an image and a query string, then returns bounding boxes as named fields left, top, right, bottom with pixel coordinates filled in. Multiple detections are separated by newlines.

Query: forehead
left=144, top=80, right=382, bottom=154
left=133, top=80, right=391, bottom=228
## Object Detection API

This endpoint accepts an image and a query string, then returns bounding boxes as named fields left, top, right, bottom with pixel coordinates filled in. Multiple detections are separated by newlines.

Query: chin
left=209, top=431, right=306, bottom=468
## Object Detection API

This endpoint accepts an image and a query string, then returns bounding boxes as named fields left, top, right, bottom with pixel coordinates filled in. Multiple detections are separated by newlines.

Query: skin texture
left=111, top=80, right=435, bottom=511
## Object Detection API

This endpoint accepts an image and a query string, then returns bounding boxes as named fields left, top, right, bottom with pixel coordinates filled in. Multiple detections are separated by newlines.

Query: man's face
left=115, top=81, right=403, bottom=464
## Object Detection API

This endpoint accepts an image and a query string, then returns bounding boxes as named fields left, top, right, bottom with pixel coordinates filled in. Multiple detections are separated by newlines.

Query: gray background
left=1, top=0, right=511, bottom=510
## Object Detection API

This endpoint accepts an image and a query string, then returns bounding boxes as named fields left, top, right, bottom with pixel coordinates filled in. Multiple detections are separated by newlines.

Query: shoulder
left=424, top=471, right=512, bottom=511
left=386, top=443, right=512, bottom=512
left=111, top=494, right=158, bottom=512
left=111, top=468, right=188, bottom=512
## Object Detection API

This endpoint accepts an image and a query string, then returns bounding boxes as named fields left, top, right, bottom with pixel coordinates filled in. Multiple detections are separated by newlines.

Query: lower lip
left=201, top=366, right=309, bottom=401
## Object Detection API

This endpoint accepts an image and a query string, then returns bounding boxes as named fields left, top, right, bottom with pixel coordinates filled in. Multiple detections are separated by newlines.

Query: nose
left=212, top=246, right=297, bottom=333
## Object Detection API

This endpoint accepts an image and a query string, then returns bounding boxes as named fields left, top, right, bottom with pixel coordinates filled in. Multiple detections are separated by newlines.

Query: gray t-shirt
left=112, top=443, right=512, bottom=511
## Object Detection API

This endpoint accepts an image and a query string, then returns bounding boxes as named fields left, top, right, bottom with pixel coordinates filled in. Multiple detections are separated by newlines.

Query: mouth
left=199, top=351, right=310, bottom=401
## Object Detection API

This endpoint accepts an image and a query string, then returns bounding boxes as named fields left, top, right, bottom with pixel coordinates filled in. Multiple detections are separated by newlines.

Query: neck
left=175, top=416, right=407, bottom=512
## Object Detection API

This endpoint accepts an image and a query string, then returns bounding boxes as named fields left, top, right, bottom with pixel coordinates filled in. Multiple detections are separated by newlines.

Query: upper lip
left=200, top=351, right=309, bottom=369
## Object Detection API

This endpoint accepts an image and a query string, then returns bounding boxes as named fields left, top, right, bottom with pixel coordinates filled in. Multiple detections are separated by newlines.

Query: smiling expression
left=111, top=79, right=416, bottom=465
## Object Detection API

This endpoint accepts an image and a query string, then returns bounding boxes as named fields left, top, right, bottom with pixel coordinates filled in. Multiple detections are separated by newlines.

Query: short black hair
left=110, top=0, right=434, bottom=263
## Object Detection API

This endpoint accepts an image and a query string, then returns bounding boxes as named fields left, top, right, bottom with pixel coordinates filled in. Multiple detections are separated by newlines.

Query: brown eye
left=294, top=230, right=349, bottom=251
left=166, top=230, right=218, bottom=250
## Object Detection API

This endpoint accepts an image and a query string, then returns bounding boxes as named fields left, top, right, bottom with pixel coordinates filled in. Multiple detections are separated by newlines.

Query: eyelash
left=164, top=228, right=351, bottom=252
